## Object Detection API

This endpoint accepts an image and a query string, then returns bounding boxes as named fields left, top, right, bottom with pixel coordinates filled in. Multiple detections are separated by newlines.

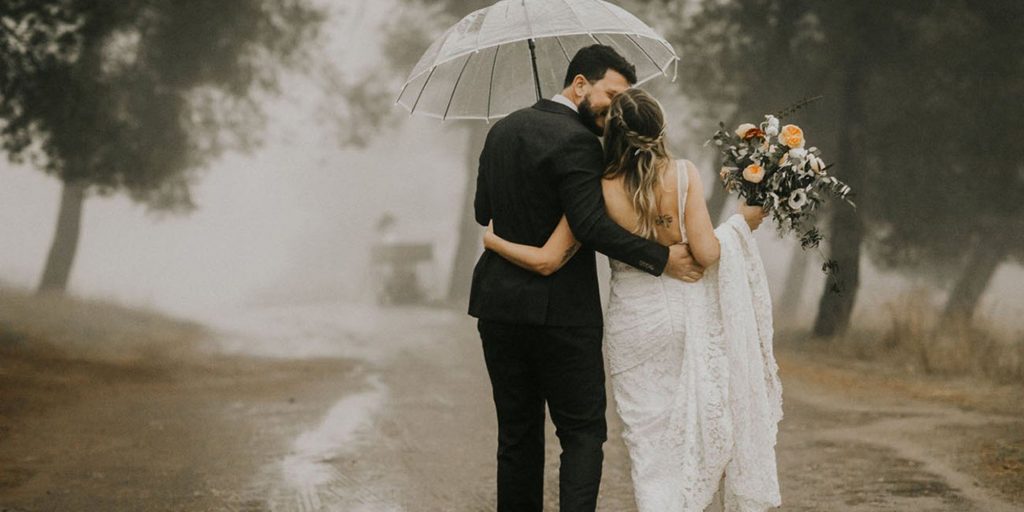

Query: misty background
left=2, top=0, right=1023, bottom=510
left=1, top=1, right=471, bottom=317
left=2, top=0, right=1021, bottom=336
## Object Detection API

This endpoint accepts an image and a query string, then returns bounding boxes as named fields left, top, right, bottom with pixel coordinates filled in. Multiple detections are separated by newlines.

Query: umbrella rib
left=594, top=0, right=632, bottom=30
left=443, top=53, right=475, bottom=120
left=553, top=36, right=571, bottom=64
left=410, top=66, right=436, bottom=115
left=559, top=0, right=677, bottom=83
left=653, top=38, right=678, bottom=60
left=589, top=32, right=607, bottom=48
left=396, top=81, right=411, bottom=105
left=487, top=44, right=500, bottom=119
left=625, top=33, right=668, bottom=74
left=559, top=0, right=588, bottom=33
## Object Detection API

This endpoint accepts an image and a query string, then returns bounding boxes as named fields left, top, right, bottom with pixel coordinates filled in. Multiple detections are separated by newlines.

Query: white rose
left=809, top=156, right=823, bottom=173
left=764, top=115, right=780, bottom=137
left=735, top=123, right=757, bottom=138
left=788, top=189, right=808, bottom=210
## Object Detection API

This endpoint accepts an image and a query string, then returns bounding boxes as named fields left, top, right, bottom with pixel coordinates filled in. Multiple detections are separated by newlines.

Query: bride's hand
left=483, top=220, right=497, bottom=249
left=738, top=200, right=768, bottom=231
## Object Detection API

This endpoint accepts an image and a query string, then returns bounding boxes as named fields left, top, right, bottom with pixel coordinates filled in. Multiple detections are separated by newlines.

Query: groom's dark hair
left=563, top=44, right=637, bottom=88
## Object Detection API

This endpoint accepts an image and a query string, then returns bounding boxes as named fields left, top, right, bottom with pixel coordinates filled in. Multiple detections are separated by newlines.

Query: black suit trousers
left=478, top=320, right=608, bottom=512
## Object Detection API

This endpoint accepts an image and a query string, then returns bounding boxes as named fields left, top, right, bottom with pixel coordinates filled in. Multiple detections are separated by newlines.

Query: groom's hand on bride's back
left=665, top=243, right=705, bottom=283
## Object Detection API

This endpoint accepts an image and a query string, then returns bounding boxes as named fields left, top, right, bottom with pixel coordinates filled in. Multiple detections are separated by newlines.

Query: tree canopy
left=0, top=0, right=323, bottom=211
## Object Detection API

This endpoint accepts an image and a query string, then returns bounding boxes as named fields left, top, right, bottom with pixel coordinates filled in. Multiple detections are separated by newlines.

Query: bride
left=483, top=88, right=784, bottom=512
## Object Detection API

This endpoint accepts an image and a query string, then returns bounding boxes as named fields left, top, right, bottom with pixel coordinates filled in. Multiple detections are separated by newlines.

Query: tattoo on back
left=655, top=214, right=673, bottom=227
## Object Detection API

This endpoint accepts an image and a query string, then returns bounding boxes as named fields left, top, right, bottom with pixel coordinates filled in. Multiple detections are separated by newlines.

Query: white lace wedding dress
left=604, top=160, right=784, bottom=512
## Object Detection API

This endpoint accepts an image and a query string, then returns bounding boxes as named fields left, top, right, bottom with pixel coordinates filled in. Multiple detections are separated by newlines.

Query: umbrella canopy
left=396, top=0, right=678, bottom=121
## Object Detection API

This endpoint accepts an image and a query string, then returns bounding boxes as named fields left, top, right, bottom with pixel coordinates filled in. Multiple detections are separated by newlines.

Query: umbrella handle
left=528, top=38, right=542, bottom=101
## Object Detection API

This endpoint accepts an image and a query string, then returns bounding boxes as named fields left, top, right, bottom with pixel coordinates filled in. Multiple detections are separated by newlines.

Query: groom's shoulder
left=494, top=103, right=588, bottom=137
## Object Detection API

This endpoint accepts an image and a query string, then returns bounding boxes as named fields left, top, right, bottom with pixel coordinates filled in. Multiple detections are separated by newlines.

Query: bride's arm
left=483, top=216, right=581, bottom=276
left=682, top=161, right=767, bottom=268
left=682, top=161, right=721, bottom=267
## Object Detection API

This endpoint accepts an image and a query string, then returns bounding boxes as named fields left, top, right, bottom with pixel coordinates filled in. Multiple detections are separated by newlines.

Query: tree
left=862, top=0, right=1024, bottom=322
left=663, top=0, right=835, bottom=330
left=325, top=0, right=491, bottom=305
left=670, top=0, right=946, bottom=337
left=668, top=0, right=816, bottom=214
left=0, top=0, right=323, bottom=292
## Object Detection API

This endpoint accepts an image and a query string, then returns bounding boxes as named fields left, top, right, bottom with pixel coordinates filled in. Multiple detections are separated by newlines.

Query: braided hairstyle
left=603, top=88, right=672, bottom=241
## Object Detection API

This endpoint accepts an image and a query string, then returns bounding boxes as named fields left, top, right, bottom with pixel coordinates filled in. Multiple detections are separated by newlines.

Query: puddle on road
left=181, top=302, right=464, bottom=510
left=275, top=374, right=392, bottom=511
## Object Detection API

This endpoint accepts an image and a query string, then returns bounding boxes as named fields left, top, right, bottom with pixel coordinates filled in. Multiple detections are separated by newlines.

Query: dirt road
left=1, top=303, right=1021, bottom=511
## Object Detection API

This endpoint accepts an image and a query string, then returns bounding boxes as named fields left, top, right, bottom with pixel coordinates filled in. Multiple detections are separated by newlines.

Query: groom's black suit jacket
left=469, top=99, right=669, bottom=327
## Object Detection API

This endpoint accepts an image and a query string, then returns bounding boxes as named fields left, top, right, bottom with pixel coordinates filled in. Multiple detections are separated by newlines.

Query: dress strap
left=675, top=159, right=689, bottom=243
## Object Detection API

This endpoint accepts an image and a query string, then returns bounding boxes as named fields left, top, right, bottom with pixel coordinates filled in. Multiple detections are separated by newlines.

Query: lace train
left=605, top=213, right=783, bottom=512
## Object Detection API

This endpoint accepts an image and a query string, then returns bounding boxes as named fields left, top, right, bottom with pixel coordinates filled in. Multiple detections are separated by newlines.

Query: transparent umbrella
left=396, top=0, right=679, bottom=121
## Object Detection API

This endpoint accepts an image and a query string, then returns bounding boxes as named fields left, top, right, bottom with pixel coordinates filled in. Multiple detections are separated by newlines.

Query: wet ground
left=1, top=303, right=1021, bottom=511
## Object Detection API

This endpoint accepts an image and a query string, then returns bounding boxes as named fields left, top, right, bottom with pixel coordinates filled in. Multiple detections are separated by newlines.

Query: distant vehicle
left=371, top=242, right=434, bottom=305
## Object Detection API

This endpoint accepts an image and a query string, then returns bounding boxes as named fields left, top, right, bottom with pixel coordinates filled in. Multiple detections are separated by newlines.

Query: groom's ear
left=570, top=74, right=591, bottom=97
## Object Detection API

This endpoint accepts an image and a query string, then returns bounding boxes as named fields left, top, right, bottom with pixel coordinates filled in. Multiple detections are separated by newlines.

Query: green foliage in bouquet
left=708, top=98, right=855, bottom=286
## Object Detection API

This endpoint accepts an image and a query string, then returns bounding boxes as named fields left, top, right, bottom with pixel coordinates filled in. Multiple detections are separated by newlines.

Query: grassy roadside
left=0, top=285, right=208, bottom=363
left=776, top=335, right=1024, bottom=506
left=777, top=334, right=1023, bottom=417
left=0, top=286, right=365, bottom=509
left=0, top=285, right=214, bottom=447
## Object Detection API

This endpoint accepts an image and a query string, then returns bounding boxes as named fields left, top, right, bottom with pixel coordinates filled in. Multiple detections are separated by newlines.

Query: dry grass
left=879, top=291, right=1023, bottom=384
left=781, top=290, right=1024, bottom=386
left=0, top=284, right=208, bottom=363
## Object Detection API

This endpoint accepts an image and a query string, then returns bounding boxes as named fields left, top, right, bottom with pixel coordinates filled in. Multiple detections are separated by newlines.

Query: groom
left=470, top=45, right=704, bottom=511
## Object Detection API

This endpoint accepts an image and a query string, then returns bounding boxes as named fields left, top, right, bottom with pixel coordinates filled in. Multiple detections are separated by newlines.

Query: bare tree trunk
left=777, top=248, right=810, bottom=330
left=706, top=175, right=733, bottom=225
left=38, top=181, right=86, bottom=293
left=446, top=125, right=488, bottom=305
left=942, top=240, right=1005, bottom=322
left=812, top=64, right=866, bottom=339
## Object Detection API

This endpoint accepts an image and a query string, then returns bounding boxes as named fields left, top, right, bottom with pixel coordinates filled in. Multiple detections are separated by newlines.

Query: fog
left=2, top=1, right=1023, bottom=509
left=1, top=0, right=464, bottom=317
left=1, top=0, right=1021, bottom=334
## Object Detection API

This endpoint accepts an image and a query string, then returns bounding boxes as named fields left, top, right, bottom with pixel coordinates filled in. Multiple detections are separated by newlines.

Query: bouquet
left=709, top=100, right=855, bottom=284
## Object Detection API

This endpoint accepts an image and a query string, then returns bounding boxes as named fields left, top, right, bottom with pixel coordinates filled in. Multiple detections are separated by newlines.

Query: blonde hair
left=603, top=89, right=672, bottom=240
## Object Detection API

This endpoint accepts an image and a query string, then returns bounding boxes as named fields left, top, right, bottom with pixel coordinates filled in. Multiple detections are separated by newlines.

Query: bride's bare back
left=603, top=159, right=683, bottom=246
left=603, top=158, right=722, bottom=267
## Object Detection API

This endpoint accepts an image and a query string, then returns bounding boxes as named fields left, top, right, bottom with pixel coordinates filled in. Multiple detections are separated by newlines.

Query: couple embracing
left=469, top=44, right=783, bottom=512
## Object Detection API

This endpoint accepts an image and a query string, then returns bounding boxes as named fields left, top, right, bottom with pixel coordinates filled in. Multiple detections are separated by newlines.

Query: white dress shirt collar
left=551, top=93, right=579, bottom=113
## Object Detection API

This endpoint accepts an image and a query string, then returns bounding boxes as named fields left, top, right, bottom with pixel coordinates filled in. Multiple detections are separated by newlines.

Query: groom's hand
left=665, top=243, right=704, bottom=283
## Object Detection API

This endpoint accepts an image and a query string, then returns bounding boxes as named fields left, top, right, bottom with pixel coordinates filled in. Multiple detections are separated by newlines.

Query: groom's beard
left=577, top=96, right=605, bottom=136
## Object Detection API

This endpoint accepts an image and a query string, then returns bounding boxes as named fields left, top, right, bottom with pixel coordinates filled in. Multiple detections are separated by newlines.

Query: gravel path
left=1, top=304, right=1020, bottom=511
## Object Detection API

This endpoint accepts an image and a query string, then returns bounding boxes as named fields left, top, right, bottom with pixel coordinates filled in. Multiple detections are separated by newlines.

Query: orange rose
left=734, top=123, right=756, bottom=137
left=735, top=123, right=765, bottom=139
left=742, top=163, right=764, bottom=183
left=779, top=124, right=805, bottom=148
